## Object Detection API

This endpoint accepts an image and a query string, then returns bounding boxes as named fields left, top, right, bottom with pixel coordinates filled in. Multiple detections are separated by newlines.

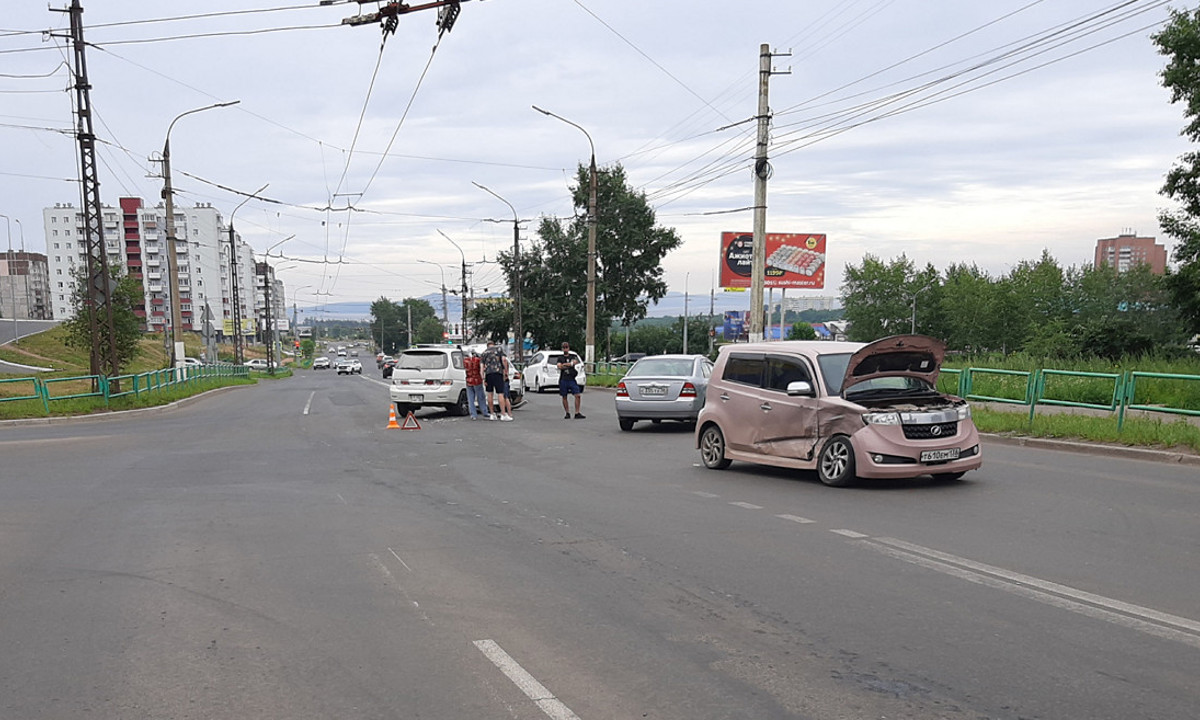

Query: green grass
left=973, top=407, right=1200, bottom=454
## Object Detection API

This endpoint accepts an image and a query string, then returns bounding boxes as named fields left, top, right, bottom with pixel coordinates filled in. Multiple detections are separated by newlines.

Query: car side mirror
left=786, top=380, right=815, bottom=397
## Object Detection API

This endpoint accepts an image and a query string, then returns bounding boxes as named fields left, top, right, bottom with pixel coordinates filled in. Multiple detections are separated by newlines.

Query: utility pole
left=683, top=272, right=690, bottom=353
left=749, top=43, right=790, bottom=343
left=709, top=281, right=715, bottom=355
left=473, top=182, right=522, bottom=361
left=263, top=268, right=275, bottom=375
left=53, top=0, right=120, bottom=380
left=228, top=184, right=265, bottom=365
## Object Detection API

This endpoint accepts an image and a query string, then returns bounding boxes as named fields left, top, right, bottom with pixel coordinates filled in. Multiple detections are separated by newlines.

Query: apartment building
left=43, top=198, right=280, bottom=341
left=1094, top=232, right=1167, bottom=274
left=0, top=250, right=51, bottom=320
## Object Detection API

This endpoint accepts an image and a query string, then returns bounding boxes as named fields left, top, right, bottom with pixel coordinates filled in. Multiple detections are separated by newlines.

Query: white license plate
left=640, top=387, right=667, bottom=396
left=921, top=448, right=960, bottom=462
left=410, top=394, right=424, bottom=402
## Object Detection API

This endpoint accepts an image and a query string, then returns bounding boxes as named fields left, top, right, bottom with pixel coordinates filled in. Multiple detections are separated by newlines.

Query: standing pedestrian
left=557, top=342, right=585, bottom=419
left=464, top=349, right=490, bottom=420
left=481, top=341, right=513, bottom=421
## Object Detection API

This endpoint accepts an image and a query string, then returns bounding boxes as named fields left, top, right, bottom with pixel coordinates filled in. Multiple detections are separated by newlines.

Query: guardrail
left=1118, top=371, right=1200, bottom=430
left=1, top=364, right=251, bottom=416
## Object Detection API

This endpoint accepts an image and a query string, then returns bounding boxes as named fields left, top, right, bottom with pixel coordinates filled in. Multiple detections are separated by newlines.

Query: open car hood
left=841, top=334, right=945, bottom=393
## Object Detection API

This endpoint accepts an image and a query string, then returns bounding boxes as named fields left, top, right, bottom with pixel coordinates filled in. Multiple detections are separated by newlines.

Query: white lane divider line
left=728, top=501, right=763, bottom=510
left=303, top=391, right=315, bottom=415
left=473, top=639, right=582, bottom=720
left=692, top=491, right=720, bottom=498
left=866, top=537, right=1200, bottom=649
left=831, top=529, right=868, bottom=538
left=388, top=547, right=413, bottom=572
left=776, top=514, right=815, bottom=524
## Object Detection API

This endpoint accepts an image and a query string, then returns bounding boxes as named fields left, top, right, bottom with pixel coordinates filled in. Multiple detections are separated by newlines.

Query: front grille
left=903, top=421, right=958, bottom=440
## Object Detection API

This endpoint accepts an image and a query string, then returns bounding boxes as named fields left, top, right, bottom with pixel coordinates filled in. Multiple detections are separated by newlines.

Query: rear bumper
left=390, top=385, right=460, bottom=406
left=615, top=396, right=703, bottom=420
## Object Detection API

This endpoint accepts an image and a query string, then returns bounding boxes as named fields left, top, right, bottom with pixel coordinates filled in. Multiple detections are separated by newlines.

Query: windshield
left=844, top=376, right=935, bottom=397
left=816, top=353, right=853, bottom=395
left=398, top=351, right=448, bottom=370
left=628, top=358, right=694, bottom=377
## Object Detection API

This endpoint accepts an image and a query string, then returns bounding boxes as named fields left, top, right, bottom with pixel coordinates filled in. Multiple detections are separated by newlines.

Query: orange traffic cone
left=386, top=405, right=401, bottom=429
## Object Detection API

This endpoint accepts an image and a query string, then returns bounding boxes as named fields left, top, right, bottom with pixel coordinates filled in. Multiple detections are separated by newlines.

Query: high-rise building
left=1094, top=232, right=1167, bottom=274
left=0, top=250, right=51, bottom=320
left=42, top=198, right=282, bottom=342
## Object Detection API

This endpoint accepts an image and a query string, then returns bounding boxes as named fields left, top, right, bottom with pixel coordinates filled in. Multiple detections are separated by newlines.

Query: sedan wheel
left=619, top=417, right=635, bottom=432
left=699, top=425, right=731, bottom=469
left=817, top=435, right=856, bottom=487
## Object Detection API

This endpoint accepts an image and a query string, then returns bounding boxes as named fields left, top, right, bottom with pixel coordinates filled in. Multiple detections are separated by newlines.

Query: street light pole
left=162, top=100, right=239, bottom=373
left=0, top=214, right=15, bottom=343
left=683, top=272, right=690, bottom=353
left=533, top=105, right=598, bottom=367
left=228, top=183, right=268, bottom=365
left=417, top=259, right=450, bottom=331
left=473, top=181, right=522, bottom=361
left=436, top=229, right=468, bottom=342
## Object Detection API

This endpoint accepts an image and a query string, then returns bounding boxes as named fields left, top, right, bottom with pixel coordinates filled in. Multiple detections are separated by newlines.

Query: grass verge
left=973, top=407, right=1200, bottom=455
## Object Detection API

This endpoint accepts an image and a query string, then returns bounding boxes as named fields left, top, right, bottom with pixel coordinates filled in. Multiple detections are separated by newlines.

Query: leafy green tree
left=415, top=316, right=445, bottom=345
left=787, top=322, right=817, bottom=340
left=1155, top=9, right=1200, bottom=336
left=370, top=297, right=438, bottom=352
left=840, top=254, right=918, bottom=341
left=495, top=163, right=682, bottom=350
left=62, top=266, right=143, bottom=373
left=938, top=263, right=998, bottom=352
left=300, top=338, right=315, bottom=359
left=469, top=299, right=513, bottom=343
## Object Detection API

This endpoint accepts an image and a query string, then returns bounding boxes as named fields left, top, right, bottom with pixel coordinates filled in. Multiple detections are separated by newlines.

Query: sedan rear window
left=398, top=351, right=448, bottom=370
left=628, top=358, right=694, bottom=377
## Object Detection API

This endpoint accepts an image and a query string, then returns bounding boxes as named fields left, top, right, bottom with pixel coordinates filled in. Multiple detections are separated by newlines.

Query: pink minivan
left=695, top=335, right=982, bottom=487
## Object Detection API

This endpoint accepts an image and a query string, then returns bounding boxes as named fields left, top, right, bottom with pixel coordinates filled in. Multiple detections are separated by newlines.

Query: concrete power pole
left=748, top=43, right=789, bottom=343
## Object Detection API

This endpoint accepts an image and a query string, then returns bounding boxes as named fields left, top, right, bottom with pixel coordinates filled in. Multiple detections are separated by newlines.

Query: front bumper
left=849, top=420, right=983, bottom=479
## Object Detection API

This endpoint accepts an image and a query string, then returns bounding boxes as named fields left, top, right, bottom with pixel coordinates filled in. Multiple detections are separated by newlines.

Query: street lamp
left=910, top=282, right=935, bottom=334
left=228, top=183, right=268, bottom=365
left=162, top=100, right=239, bottom=372
left=533, top=105, right=598, bottom=367
left=683, top=272, right=690, bottom=353
left=436, top=229, right=469, bottom=341
left=473, top=181, right=523, bottom=362
left=416, top=258, right=451, bottom=330
left=259, top=236, right=293, bottom=376
left=0, top=214, right=15, bottom=343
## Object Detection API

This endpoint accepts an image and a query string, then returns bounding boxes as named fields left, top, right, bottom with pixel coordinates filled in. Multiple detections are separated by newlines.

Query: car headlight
left=956, top=404, right=972, bottom=420
left=862, top=411, right=901, bottom=425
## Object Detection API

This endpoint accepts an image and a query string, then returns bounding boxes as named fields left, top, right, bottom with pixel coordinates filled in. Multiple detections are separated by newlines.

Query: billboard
left=719, top=232, right=826, bottom=290
left=221, top=318, right=256, bottom=336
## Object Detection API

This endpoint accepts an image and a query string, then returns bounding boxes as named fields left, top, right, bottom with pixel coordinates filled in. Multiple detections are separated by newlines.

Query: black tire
left=932, top=471, right=967, bottom=483
left=393, top=402, right=415, bottom=417
left=619, top=417, right=635, bottom=431
left=817, top=435, right=857, bottom=487
left=651, top=419, right=662, bottom=425
left=699, top=424, right=731, bottom=469
left=452, top=390, right=470, bottom=417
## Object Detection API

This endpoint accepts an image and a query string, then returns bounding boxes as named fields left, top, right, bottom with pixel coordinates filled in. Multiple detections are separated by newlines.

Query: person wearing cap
left=557, top=341, right=585, bottom=419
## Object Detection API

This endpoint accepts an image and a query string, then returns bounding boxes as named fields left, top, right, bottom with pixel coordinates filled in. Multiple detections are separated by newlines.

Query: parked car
left=381, top=357, right=398, bottom=378
left=336, top=358, right=363, bottom=375
left=695, top=335, right=982, bottom=487
left=244, top=358, right=276, bottom=370
left=313, top=356, right=331, bottom=369
left=180, top=357, right=204, bottom=367
left=610, top=352, right=647, bottom=364
left=523, top=349, right=587, bottom=393
left=389, top=345, right=470, bottom=416
left=615, top=354, right=713, bottom=431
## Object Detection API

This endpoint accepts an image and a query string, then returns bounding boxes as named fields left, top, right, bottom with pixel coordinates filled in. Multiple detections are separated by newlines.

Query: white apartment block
left=43, top=197, right=282, bottom=341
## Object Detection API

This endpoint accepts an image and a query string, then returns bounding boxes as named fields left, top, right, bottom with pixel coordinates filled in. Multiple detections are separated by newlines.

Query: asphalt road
left=0, top=319, right=59, bottom=374
left=1, top=370, right=1197, bottom=719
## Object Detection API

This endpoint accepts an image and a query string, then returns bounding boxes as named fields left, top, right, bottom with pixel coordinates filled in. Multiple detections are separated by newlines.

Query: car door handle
left=760, top=402, right=772, bottom=412
left=719, top=393, right=730, bottom=402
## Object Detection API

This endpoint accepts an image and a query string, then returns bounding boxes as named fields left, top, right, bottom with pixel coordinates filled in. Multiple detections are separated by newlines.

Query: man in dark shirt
left=557, top=342, right=584, bottom=419
left=481, top=341, right=512, bottom=421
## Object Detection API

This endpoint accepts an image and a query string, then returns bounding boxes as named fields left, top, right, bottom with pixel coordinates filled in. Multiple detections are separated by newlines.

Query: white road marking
left=303, top=391, right=315, bottom=415
left=336, top=493, right=347, bottom=505
left=729, top=501, right=763, bottom=510
left=692, top=491, right=720, bottom=498
left=830, top=529, right=868, bottom=538
left=388, top=547, right=413, bottom=572
left=863, top=536, right=1200, bottom=650
left=776, top=514, right=815, bottom=524
left=473, top=639, right=582, bottom=720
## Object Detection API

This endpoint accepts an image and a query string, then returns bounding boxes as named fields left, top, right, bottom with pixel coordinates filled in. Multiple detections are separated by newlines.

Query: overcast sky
left=1, top=1, right=1190, bottom=315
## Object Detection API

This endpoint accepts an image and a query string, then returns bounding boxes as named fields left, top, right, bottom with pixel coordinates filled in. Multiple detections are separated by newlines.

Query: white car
left=313, top=356, right=331, bottom=369
left=389, top=345, right=469, bottom=416
left=336, top=358, right=362, bottom=375
left=244, top=358, right=276, bottom=370
left=523, top=349, right=586, bottom=393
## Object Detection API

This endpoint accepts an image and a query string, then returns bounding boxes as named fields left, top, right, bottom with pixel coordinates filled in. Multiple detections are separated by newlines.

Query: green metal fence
left=1119, top=371, right=1200, bottom=430
left=1, top=364, right=250, bottom=416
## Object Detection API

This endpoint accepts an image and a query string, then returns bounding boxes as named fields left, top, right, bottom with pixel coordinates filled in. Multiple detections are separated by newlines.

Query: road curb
left=981, top=433, right=1200, bottom=467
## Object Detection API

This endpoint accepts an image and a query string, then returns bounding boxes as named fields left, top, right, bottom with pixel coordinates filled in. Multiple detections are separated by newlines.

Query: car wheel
left=651, top=419, right=662, bottom=425
left=452, top=390, right=470, bottom=417
left=932, top=471, right=967, bottom=483
left=817, top=435, right=857, bottom=487
left=699, top=424, right=731, bottom=469
left=619, top=417, right=635, bottom=431
left=394, top=402, right=415, bottom=417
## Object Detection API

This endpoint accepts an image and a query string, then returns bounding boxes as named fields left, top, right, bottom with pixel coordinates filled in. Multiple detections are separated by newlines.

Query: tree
left=1155, top=9, right=1200, bottom=336
left=496, top=163, right=682, bottom=350
left=786, top=322, right=817, bottom=340
left=415, top=316, right=445, bottom=345
left=840, top=254, right=918, bottom=341
left=370, top=297, right=438, bottom=353
left=61, top=266, right=144, bottom=373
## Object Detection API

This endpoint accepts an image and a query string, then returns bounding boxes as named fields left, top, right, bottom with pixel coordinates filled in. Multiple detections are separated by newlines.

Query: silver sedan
left=615, top=354, right=714, bottom=431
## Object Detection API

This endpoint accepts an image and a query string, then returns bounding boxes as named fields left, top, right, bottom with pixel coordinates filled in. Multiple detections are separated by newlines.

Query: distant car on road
left=336, top=358, right=363, bottom=375
left=610, top=352, right=647, bottom=364
left=180, top=357, right=204, bottom=367
left=313, top=356, right=331, bottom=369
left=615, top=354, right=712, bottom=431
left=244, top=358, right=276, bottom=370
left=523, top=349, right=586, bottom=393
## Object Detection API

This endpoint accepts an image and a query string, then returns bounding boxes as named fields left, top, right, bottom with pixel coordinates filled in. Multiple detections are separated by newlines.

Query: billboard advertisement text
left=719, top=232, right=826, bottom=290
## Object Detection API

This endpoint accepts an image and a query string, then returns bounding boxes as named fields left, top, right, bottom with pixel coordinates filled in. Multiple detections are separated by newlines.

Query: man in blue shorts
left=557, top=342, right=584, bottom=419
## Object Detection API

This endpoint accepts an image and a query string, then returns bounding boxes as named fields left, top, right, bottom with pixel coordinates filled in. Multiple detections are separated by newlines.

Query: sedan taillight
left=616, top=381, right=628, bottom=397
left=680, top=382, right=697, bottom=397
